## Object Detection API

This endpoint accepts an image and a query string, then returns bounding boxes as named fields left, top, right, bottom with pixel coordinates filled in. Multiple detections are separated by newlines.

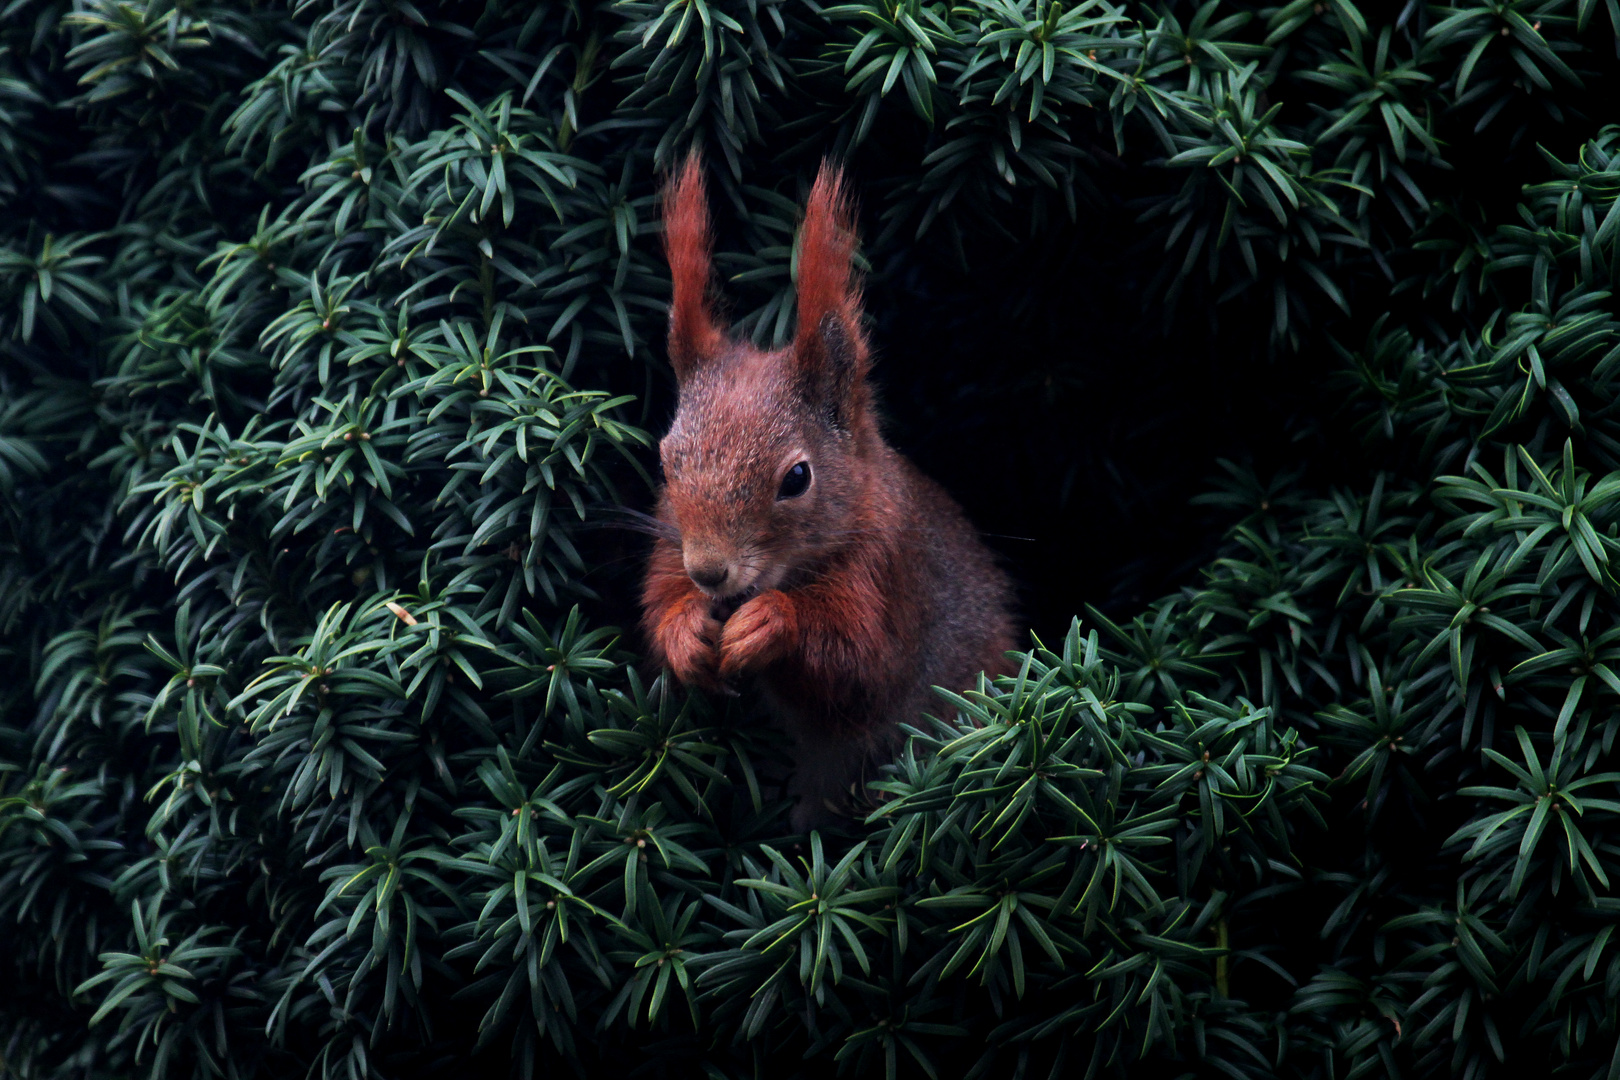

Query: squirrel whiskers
left=641, top=152, right=1018, bottom=829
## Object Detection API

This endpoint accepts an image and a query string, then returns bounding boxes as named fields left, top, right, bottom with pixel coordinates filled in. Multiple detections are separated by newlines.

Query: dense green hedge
left=3, top=0, right=1620, bottom=1077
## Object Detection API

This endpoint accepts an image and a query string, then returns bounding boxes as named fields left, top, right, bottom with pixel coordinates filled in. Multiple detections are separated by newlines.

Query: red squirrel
left=640, top=153, right=1018, bottom=829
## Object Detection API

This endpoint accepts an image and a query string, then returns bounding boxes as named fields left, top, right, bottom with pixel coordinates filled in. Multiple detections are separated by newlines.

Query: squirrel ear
left=793, top=161, right=868, bottom=427
left=662, top=151, right=726, bottom=382
left=809, top=313, right=861, bottom=429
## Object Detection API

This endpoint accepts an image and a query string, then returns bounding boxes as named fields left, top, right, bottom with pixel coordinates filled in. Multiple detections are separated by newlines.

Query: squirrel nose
left=687, top=561, right=730, bottom=591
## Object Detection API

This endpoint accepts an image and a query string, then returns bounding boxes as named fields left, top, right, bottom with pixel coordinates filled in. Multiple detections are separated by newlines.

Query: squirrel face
left=659, top=341, right=868, bottom=606
left=655, top=153, right=874, bottom=609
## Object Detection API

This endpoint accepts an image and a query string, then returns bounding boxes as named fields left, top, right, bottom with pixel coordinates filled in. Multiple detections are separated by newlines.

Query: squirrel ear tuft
left=793, top=161, right=868, bottom=423
left=662, top=151, right=726, bottom=381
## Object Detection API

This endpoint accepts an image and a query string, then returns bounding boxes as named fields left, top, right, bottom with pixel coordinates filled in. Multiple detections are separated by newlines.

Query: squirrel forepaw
left=654, top=596, right=722, bottom=691
left=719, top=590, right=795, bottom=680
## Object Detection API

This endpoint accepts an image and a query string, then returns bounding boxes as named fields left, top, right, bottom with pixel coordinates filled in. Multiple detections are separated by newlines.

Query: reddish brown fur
left=792, top=167, right=866, bottom=377
left=642, top=155, right=1018, bottom=829
left=662, top=151, right=725, bottom=378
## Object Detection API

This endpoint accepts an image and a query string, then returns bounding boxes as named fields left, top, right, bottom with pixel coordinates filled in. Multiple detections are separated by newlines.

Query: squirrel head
left=656, top=153, right=878, bottom=606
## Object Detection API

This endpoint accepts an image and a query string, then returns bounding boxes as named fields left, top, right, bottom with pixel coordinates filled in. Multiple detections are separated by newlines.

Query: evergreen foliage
left=2, top=0, right=1620, bottom=1076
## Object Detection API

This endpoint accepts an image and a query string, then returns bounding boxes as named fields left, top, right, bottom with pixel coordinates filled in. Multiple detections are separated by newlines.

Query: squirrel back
left=641, top=154, right=1018, bottom=828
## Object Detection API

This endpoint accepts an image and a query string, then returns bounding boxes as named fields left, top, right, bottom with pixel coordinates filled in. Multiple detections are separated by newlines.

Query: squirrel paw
left=719, top=590, right=795, bottom=680
left=654, top=596, right=722, bottom=691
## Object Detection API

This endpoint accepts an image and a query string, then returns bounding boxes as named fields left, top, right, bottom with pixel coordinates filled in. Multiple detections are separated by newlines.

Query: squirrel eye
left=777, top=461, right=811, bottom=500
